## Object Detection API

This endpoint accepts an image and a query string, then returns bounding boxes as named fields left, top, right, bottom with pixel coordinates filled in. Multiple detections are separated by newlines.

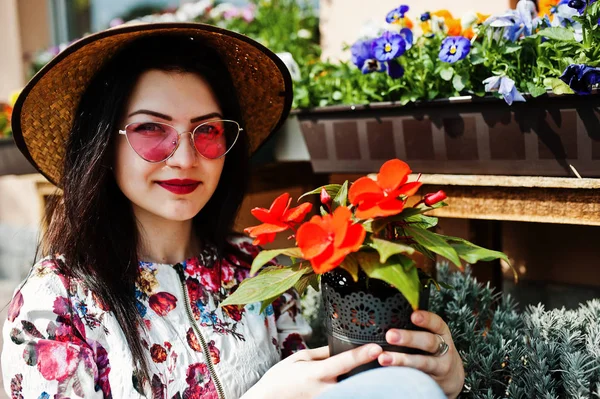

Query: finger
left=386, top=329, right=440, bottom=354
left=411, top=311, right=450, bottom=337
left=317, top=344, right=382, bottom=379
left=378, top=352, right=449, bottom=376
left=294, top=346, right=330, bottom=361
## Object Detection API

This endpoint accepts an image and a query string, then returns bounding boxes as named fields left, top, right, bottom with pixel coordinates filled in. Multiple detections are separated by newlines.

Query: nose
left=165, top=132, right=198, bottom=169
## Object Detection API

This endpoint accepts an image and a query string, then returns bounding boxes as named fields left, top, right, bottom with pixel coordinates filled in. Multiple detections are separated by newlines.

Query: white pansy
left=297, top=29, right=312, bottom=39
left=277, top=52, right=301, bottom=81
left=461, top=12, right=479, bottom=30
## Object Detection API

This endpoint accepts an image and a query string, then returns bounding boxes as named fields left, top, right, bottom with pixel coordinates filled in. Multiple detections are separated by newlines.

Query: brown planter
left=295, top=94, right=600, bottom=177
left=0, top=139, right=36, bottom=176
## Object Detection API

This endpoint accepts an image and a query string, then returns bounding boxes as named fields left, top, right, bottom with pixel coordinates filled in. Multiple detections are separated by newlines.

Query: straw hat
left=11, top=23, right=293, bottom=186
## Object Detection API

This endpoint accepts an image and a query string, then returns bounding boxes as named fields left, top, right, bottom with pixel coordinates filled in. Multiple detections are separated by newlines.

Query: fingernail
left=368, top=345, right=381, bottom=358
left=379, top=353, right=392, bottom=365
left=388, top=330, right=401, bottom=344
left=412, top=312, right=423, bottom=324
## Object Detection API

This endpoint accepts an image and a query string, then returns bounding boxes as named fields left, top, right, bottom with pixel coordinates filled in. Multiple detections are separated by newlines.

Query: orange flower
left=476, top=13, right=490, bottom=24
left=445, top=17, right=463, bottom=36
left=297, top=206, right=366, bottom=274
left=432, top=10, right=453, bottom=19
left=538, top=0, right=560, bottom=17
left=462, top=27, right=475, bottom=40
left=348, top=159, right=422, bottom=219
left=244, top=193, right=312, bottom=246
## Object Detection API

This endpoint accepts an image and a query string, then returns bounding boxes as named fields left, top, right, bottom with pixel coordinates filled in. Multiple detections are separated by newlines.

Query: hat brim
left=12, top=22, right=293, bottom=186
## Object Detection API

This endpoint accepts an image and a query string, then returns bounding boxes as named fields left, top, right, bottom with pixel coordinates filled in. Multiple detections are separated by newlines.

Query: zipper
left=178, top=273, right=226, bottom=399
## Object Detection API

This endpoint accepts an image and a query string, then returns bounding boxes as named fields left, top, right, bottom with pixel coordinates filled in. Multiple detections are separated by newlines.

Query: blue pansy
left=485, top=1, right=538, bottom=42
left=439, top=36, right=471, bottom=63
left=373, top=31, right=407, bottom=61
left=399, top=28, right=414, bottom=49
left=420, top=12, right=431, bottom=22
left=567, top=0, right=596, bottom=14
left=559, top=64, right=600, bottom=95
left=483, top=75, right=526, bottom=105
left=350, top=39, right=387, bottom=74
left=386, top=5, right=410, bottom=23
left=387, top=60, right=405, bottom=79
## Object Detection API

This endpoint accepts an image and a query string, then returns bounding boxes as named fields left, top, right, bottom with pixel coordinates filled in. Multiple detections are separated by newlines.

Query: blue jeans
left=316, top=367, right=446, bottom=399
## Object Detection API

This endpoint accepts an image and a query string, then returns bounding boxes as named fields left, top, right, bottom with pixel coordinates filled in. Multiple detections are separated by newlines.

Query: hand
left=242, top=344, right=383, bottom=399
left=377, top=311, right=465, bottom=399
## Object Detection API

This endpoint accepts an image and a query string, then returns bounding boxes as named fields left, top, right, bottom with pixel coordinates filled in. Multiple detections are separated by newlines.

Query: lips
left=156, top=179, right=201, bottom=195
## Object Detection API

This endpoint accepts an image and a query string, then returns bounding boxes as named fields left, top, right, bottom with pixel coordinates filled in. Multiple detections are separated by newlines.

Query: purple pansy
left=483, top=76, right=526, bottom=105
left=373, top=31, right=407, bottom=61
left=350, top=39, right=386, bottom=74
left=386, top=5, right=410, bottom=23
left=387, top=60, right=404, bottom=79
left=439, top=36, right=471, bottom=63
left=559, top=64, right=600, bottom=95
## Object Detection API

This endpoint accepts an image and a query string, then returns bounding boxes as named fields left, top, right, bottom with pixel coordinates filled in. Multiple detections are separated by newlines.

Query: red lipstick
left=156, top=179, right=201, bottom=195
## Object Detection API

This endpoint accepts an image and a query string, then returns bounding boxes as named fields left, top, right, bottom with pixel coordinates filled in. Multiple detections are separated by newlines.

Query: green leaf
left=544, top=78, right=575, bottom=95
left=355, top=252, right=420, bottom=310
left=370, top=237, right=415, bottom=263
left=527, top=82, right=547, bottom=98
left=452, top=73, right=466, bottom=92
left=250, top=247, right=304, bottom=275
left=503, top=43, right=521, bottom=54
left=404, top=226, right=462, bottom=268
left=437, top=234, right=517, bottom=281
left=294, top=272, right=318, bottom=295
left=259, top=295, right=280, bottom=314
left=440, top=67, right=454, bottom=81
left=538, top=27, right=575, bottom=42
left=339, top=254, right=360, bottom=282
left=333, top=180, right=349, bottom=208
left=298, top=184, right=342, bottom=202
left=405, top=213, right=438, bottom=229
left=220, top=267, right=307, bottom=307
left=470, top=53, right=485, bottom=65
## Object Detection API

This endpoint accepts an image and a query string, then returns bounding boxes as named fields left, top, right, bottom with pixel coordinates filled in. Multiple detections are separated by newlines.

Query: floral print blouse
left=1, top=236, right=311, bottom=399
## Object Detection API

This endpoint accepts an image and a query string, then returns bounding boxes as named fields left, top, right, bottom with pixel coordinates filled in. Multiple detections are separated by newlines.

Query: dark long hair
left=43, top=35, right=249, bottom=380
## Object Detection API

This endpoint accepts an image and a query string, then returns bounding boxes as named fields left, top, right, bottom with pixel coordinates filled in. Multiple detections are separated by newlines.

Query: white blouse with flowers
left=1, top=235, right=311, bottom=399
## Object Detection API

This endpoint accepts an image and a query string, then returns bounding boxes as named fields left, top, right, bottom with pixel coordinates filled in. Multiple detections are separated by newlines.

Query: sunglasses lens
left=125, top=122, right=178, bottom=162
left=193, top=120, right=240, bottom=159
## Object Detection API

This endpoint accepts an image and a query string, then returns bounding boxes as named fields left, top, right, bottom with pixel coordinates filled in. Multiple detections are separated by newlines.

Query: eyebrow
left=127, top=109, right=223, bottom=123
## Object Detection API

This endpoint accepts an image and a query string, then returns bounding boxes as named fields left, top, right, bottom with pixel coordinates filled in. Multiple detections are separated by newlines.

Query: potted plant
left=294, top=1, right=600, bottom=177
left=221, top=158, right=514, bottom=376
left=0, top=93, right=36, bottom=176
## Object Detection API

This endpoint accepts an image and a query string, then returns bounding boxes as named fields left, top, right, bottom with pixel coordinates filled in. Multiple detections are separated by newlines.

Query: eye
left=196, top=122, right=224, bottom=138
left=132, top=122, right=168, bottom=136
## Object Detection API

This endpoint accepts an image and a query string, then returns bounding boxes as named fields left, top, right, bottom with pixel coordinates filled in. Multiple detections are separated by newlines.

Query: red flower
left=149, top=292, right=178, bottom=316
left=150, top=344, right=167, bottom=363
left=320, top=187, right=332, bottom=206
left=208, top=340, right=221, bottom=365
left=222, top=304, right=244, bottom=322
left=7, top=290, right=23, bottom=322
left=187, top=328, right=202, bottom=352
left=348, top=159, right=422, bottom=219
left=296, top=206, right=366, bottom=274
left=244, top=193, right=312, bottom=246
left=35, top=340, right=81, bottom=382
left=424, top=190, right=447, bottom=206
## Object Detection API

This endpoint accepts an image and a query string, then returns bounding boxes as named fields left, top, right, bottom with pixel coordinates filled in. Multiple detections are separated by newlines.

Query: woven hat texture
left=12, top=23, right=293, bottom=185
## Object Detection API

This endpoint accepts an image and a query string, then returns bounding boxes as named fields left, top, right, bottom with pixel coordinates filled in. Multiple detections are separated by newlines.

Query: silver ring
left=434, top=334, right=449, bottom=357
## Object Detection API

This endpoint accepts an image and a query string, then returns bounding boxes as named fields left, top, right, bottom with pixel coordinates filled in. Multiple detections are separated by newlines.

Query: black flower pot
left=321, top=267, right=430, bottom=380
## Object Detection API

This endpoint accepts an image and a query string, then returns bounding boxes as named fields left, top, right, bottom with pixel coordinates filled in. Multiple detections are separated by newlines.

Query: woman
left=2, top=23, right=464, bottom=398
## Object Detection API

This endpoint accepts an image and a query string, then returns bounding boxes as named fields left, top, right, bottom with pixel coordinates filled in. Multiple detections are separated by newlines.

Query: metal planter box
left=295, top=94, right=600, bottom=177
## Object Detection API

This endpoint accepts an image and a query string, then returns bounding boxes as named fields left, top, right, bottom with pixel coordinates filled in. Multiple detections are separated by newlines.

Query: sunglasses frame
left=118, top=119, right=242, bottom=163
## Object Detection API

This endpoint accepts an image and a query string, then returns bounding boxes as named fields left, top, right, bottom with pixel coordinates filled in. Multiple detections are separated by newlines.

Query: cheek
left=114, top=138, right=155, bottom=194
